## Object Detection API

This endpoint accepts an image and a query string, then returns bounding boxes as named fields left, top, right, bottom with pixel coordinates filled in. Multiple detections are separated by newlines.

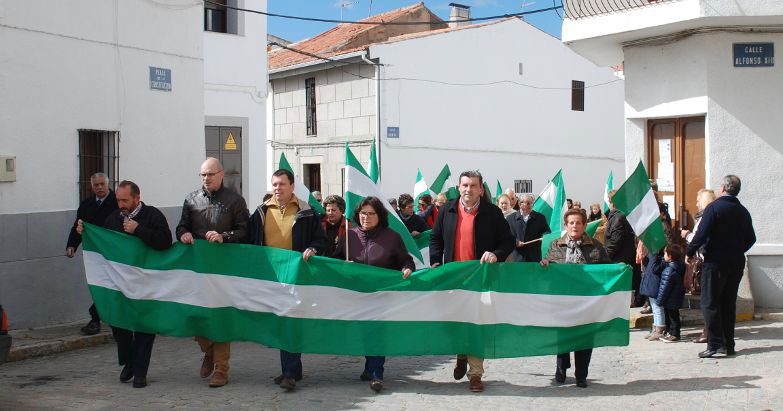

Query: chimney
left=448, top=3, right=471, bottom=29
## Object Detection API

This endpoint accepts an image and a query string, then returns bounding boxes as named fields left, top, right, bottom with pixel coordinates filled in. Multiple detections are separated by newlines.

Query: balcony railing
left=563, top=0, right=679, bottom=20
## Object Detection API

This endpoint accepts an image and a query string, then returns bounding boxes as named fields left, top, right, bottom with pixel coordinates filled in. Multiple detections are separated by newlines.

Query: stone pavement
left=1, top=320, right=781, bottom=410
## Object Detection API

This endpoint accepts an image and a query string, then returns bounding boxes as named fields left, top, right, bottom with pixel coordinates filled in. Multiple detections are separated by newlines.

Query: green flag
left=429, top=164, right=451, bottom=195
left=413, top=169, right=430, bottom=204
left=483, top=181, right=493, bottom=203
left=613, top=161, right=667, bottom=255
left=368, top=141, right=379, bottom=184
left=83, top=223, right=631, bottom=359
left=532, top=170, right=568, bottom=232
left=601, top=171, right=614, bottom=214
left=344, top=145, right=425, bottom=267
left=496, top=180, right=503, bottom=199
left=278, top=153, right=325, bottom=215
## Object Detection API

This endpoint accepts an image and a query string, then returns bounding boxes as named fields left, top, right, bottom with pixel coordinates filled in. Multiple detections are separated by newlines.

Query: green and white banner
left=613, top=161, right=667, bottom=255
left=533, top=170, right=568, bottom=233
left=83, top=224, right=631, bottom=359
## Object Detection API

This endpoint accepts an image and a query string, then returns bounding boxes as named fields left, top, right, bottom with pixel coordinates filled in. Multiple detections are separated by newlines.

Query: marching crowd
left=65, top=158, right=755, bottom=393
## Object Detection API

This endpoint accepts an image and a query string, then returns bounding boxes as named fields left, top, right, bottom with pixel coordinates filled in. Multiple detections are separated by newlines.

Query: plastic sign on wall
left=149, top=67, right=172, bottom=91
left=733, top=43, right=774, bottom=67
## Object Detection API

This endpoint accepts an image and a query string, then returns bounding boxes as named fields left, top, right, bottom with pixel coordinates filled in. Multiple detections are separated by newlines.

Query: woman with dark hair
left=321, top=195, right=350, bottom=258
left=336, top=196, right=415, bottom=392
left=541, top=208, right=611, bottom=388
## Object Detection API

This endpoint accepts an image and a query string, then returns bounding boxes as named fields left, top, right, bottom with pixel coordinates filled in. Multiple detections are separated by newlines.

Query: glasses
left=359, top=211, right=377, bottom=217
left=199, top=172, right=220, bottom=178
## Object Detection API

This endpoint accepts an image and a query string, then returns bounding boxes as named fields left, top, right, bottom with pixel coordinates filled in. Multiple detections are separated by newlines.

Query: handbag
left=687, top=254, right=703, bottom=295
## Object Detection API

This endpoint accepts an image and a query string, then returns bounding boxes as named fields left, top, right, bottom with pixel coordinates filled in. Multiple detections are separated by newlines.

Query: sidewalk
left=6, top=320, right=112, bottom=363
left=7, top=309, right=783, bottom=363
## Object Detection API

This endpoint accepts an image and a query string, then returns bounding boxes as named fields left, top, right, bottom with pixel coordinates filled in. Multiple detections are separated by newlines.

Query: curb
left=7, top=331, right=113, bottom=363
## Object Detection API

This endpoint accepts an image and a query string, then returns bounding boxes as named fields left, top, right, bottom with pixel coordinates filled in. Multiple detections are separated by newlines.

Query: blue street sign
left=387, top=127, right=399, bottom=138
left=149, top=67, right=172, bottom=91
left=733, top=43, right=774, bottom=67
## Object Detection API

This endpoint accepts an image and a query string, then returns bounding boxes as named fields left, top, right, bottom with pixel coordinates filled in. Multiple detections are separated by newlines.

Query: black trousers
left=88, top=304, right=100, bottom=322
left=701, top=262, right=744, bottom=351
left=556, top=349, right=592, bottom=380
left=664, top=308, right=681, bottom=338
left=112, top=327, right=155, bottom=379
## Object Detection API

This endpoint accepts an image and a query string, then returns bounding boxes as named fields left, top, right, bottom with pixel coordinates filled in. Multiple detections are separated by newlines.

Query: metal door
left=205, top=126, right=242, bottom=195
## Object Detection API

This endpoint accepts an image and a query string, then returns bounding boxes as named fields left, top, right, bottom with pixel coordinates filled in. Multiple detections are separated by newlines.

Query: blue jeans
left=364, top=356, right=385, bottom=380
left=650, top=297, right=665, bottom=326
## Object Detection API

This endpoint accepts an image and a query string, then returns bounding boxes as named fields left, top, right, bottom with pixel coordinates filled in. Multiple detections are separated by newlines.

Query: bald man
left=176, top=157, right=250, bottom=387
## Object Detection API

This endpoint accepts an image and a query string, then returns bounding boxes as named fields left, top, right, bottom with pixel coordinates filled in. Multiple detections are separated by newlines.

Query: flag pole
left=344, top=165, right=350, bottom=262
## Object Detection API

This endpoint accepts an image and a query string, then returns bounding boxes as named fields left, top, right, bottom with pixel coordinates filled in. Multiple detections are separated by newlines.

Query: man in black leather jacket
left=175, top=157, right=250, bottom=388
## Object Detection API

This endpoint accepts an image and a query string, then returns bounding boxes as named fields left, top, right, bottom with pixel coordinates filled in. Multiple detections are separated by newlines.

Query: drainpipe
left=362, top=52, right=381, bottom=181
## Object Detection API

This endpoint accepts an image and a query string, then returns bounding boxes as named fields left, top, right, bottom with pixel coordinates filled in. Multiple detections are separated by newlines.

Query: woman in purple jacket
left=336, top=196, right=415, bottom=393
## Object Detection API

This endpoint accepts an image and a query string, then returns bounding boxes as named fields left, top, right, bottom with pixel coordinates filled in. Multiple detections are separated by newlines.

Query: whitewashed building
left=0, top=0, right=267, bottom=328
left=267, top=3, right=625, bottom=205
left=561, top=0, right=783, bottom=307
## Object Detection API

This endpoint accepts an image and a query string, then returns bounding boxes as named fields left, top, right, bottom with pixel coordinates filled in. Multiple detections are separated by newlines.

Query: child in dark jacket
left=657, top=244, right=686, bottom=342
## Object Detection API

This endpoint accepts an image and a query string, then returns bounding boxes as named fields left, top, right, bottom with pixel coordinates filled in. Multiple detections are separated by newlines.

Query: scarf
left=565, top=238, right=586, bottom=264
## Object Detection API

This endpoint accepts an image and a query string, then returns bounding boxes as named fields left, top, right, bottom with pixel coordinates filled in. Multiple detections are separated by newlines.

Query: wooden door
left=647, top=117, right=705, bottom=231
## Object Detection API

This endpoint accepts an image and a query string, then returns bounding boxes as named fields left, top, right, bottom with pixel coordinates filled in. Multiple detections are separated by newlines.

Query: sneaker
left=279, top=377, right=296, bottom=391
left=369, top=379, right=383, bottom=392
left=119, top=365, right=133, bottom=382
left=80, top=320, right=101, bottom=336
left=660, top=334, right=680, bottom=343
left=274, top=373, right=303, bottom=385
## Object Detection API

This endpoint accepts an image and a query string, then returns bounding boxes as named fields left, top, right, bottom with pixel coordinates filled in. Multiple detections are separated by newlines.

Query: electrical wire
left=553, top=0, right=564, bottom=19
left=205, top=0, right=563, bottom=25
left=268, top=42, right=623, bottom=90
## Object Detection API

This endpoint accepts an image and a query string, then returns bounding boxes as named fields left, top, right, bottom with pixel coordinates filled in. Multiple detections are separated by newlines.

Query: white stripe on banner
left=85, top=251, right=630, bottom=328
left=625, top=189, right=660, bottom=235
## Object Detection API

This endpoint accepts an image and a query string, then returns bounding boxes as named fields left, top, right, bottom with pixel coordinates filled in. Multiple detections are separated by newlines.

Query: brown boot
left=200, top=354, right=214, bottom=378
left=469, top=376, right=483, bottom=392
left=647, top=326, right=665, bottom=341
left=208, top=370, right=228, bottom=387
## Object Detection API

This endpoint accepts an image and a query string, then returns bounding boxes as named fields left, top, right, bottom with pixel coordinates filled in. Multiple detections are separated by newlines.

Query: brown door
left=647, top=117, right=705, bottom=231
left=205, top=126, right=242, bottom=195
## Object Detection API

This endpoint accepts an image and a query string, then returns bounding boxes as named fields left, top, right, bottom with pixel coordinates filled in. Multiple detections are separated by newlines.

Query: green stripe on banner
left=638, top=220, right=667, bottom=254
left=83, top=224, right=631, bottom=296
left=90, top=286, right=629, bottom=358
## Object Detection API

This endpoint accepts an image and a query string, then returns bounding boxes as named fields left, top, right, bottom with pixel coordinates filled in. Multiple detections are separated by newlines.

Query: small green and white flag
left=613, top=161, right=667, bottom=255
left=344, top=145, right=425, bottom=268
left=83, top=224, right=631, bottom=358
left=601, top=171, right=614, bottom=214
left=532, top=170, right=568, bottom=232
left=413, top=169, right=430, bottom=204
left=429, top=164, right=451, bottom=195
left=278, top=153, right=325, bottom=215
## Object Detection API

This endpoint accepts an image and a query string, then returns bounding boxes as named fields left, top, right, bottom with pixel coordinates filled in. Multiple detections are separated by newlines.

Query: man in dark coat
left=176, top=157, right=250, bottom=388
left=66, top=172, right=119, bottom=336
left=78, top=180, right=172, bottom=388
left=507, top=194, right=550, bottom=262
left=398, top=193, right=429, bottom=236
left=605, top=189, right=643, bottom=306
left=249, top=169, right=326, bottom=391
left=686, top=175, right=755, bottom=358
left=430, top=170, right=515, bottom=393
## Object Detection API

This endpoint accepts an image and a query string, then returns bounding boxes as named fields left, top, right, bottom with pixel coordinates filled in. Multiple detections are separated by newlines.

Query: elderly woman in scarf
left=541, top=208, right=611, bottom=388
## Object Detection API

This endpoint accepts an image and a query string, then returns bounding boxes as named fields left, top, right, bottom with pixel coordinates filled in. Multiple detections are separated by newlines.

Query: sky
left=267, top=0, right=564, bottom=43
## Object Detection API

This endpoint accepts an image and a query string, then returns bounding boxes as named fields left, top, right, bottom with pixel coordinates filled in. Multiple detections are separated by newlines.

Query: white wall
left=204, top=0, right=267, bottom=206
left=371, top=18, right=625, bottom=205
left=621, top=31, right=783, bottom=307
left=0, top=0, right=204, bottom=213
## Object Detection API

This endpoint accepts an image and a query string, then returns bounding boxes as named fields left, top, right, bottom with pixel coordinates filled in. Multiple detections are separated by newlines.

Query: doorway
left=205, top=126, right=242, bottom=195
left=303, top=163, right=321, bottom=193
left=647, top=117, right=705, bottom=231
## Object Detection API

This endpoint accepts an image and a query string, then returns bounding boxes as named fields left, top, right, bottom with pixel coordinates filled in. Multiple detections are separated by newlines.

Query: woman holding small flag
left=336, top=196, right=415, bottom=393
left=541, top=208, right=611, bottom=388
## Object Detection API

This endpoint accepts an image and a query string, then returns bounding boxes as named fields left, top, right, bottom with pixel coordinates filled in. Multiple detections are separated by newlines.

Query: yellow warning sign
left=224, top=133, right=237, bottom=150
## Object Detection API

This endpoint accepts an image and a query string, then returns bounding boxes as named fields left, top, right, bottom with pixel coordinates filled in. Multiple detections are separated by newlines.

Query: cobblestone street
left=1, top=321, right=781, bottom=410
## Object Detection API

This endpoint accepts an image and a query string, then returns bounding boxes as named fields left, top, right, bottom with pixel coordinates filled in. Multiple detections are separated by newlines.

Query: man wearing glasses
left=176, top=157, right=250, bottom=388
